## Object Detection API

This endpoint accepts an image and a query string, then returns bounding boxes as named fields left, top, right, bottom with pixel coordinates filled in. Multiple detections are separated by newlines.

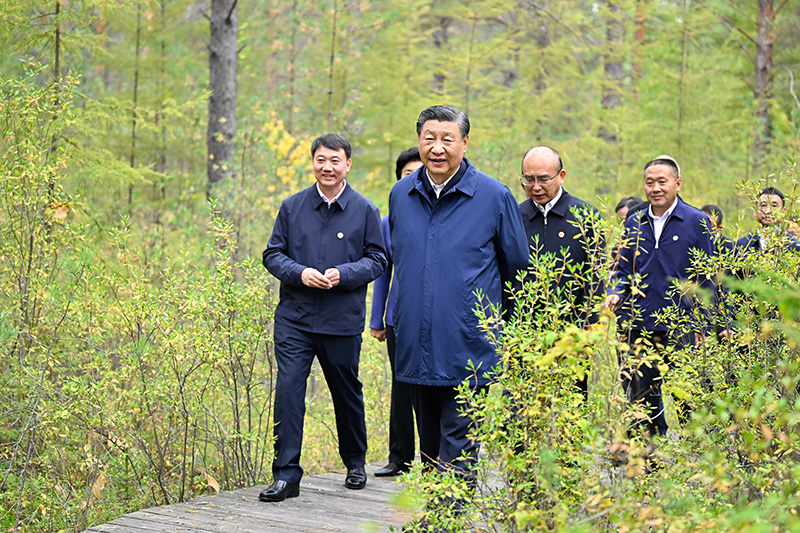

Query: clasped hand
left=301, top=267, right=340, bottom=289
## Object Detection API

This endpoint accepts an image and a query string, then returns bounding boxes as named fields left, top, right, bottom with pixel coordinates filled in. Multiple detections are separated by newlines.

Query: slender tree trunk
left=433, top=17, right=452, bottom=95
left=631, top=0, right=645, bottom=96
left=465, top=14, right=478, bottom=115
left=753, top=0, right=773, bottom=169
left=288, top=0, right=298, bottom=135
left=327, top=0, right=338, bottom=132
left=53, top=1, right=60, bottom=86
left=130, top=2, right=142, bottom=210
left=207, top=0, right=239, bottom=191
left=677, top=0, right=689, bottom=162
left=600, top=0, right=623, bottom=144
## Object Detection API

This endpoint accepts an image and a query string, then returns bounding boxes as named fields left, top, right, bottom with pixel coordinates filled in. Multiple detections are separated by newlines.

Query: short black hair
left=520, top=146, right=563, bottom=174
left=700, top=204, right=724, bottom=226
left=395, top=147, right=421, bottom=181
left=643, top=157, right=680, bottom=179
left=760, top=186, right=785, bottom=207
left=615, top=196, right=644, bottom=212
left=311, top=133, right=351, bottom=160
left=415, top=105, right=470, bottom=139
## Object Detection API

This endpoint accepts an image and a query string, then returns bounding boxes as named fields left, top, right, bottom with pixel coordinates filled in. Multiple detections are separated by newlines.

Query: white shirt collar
left=317, top=180, right=347, bottom=207
left=647, top=196, right=679, bottom=221
left=534, top=187, right=564, bottom=216
left=426, top=168, right=458, bottom=199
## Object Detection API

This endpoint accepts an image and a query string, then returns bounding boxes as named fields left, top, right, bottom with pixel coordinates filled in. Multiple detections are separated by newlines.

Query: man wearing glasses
left=736, top=187, right=800, bottom=253
left=517, top=146, right=602, bottom=370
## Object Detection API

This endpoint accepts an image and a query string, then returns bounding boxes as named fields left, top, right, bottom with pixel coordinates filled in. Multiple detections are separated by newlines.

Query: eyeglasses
left=520, top=170, right=561, bottom=187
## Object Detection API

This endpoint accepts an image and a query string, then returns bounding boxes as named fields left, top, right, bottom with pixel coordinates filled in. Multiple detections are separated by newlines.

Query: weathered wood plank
left=83, top=464, right=410, bottom=532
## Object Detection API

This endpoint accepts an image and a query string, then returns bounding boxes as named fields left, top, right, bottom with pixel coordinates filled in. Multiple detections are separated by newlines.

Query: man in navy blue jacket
left=260, top=134, right=386, bottom=502
left=607, top=155, right=715, bottom=437
left=389, top=105, right=528, bottom=478
left=736, top=187, right=800, bottom=254
left=517, top=146, right=602, bottom=394
left=517, top=146, right=602, bottom=328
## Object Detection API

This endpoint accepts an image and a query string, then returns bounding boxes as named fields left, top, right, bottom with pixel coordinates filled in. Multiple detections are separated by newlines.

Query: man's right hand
left=301, top=267, right=333, bottom=289
left=605, top=294, right=620, bottom=309
left=370, top=328, right=386, bottom=342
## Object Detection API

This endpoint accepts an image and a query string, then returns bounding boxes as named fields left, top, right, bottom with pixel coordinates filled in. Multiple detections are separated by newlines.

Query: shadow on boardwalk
left=83, top=464, right=409, bottom=532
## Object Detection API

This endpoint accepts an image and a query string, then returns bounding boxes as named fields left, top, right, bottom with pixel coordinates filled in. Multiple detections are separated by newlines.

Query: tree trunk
left=287, top=0, right=298, bottom=135
left=129, top=2, right=141, bottom=211
left=327, top=0, right=338, bottom=132
left=631, top=0, right=645, bottom=96
left=600, top=0, right=623, bottom=144
left=753, top=0, right=773, bottom=168
left=207, top=0, right=238, bottom=191
left=677, top=0, right=689, bottom=162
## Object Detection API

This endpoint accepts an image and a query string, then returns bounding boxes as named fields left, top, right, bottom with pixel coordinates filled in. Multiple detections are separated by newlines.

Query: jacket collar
left=411, top=158, right=477, bottom=201
left=525, top=189, right=572, bottom=220
left=311, top=181, right=352, bottom=211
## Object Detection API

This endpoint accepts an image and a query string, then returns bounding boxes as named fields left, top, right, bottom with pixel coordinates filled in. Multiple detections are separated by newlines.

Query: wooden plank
left=83, top=464, right=410, bottom=533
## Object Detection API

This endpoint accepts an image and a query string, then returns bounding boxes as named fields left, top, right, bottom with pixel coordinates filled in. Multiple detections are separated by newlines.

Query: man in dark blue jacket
left=607, top=155, right=715, bottom=437
left=389, top=105, right=528, bottom=478
left=518, top=146, right=602, bottom=329
left=260, top=134, right=386, bottom=502
left=736, top=187, right=800, bottom=253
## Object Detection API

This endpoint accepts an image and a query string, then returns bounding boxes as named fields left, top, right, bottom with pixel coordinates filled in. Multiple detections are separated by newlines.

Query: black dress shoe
left=259, top=480, right=300, bottom=502
left=344, top=466, right=367, bottom=489
left=374, top=462, right=407, bottom=477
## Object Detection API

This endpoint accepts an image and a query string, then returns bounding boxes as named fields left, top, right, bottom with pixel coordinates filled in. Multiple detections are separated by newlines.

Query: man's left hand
left=324, top=268, right=340, bottom=287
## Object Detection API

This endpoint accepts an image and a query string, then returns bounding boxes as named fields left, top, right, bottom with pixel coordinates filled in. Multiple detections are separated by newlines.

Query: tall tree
left=207, top=0, right=238, bottom=191
left=753, top=0, right=773, bottom=168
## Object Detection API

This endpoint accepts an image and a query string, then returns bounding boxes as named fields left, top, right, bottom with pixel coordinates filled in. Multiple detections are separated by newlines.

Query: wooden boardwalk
left=83, top=464, right=410, bottom=532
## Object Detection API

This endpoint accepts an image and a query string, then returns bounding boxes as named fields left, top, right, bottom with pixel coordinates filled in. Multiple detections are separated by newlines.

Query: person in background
left=701, top=204, right=734, bottom=251
left=260, top=134, right=386, bottom=502
left=615, top=196, right=645, bottom=223
left=389, top=105, right=528, bottom=480
left=517, top=145, right=603, bottom=392
left=606, top=155, right=716, bottom=437
left=736, top=187, right=800, bottom=253
left=369, top=148, right=422, bottom=477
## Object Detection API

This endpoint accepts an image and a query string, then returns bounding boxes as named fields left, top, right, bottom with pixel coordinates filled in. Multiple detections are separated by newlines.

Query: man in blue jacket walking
left=260, top=134, right=386, bottom=502
left=606, top=155, right=715, bottom=437
left=389, top=105, right=528, bottom=478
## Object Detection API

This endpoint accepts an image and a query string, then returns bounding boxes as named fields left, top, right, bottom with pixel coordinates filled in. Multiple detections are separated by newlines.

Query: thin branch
left=774, top=0, right=789, bottom=16
left=723, top=0, right=757, bottom=25
left=719, top=18, right=756, bottom=64
left=522, top=0, right=599, bottom=46
left=782, top=67, right=800, bottom=109
left=226, top=0, right=237, bottom=23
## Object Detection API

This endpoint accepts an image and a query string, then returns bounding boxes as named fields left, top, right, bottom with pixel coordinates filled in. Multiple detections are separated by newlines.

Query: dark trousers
left=385, top=326, right=416, bottom=467
left=620, top=330, right=692, bottom=437
left=272, top=319, right=367, bottom=484
left=411, top=384, right=488, bottom=477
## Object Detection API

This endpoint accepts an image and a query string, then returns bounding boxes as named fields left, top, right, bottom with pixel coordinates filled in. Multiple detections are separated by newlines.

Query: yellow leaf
left=218, top=116, right=227, bottom=124
left=205, top=472, right=220, bottom=493
left=48, top=202, right=72, bottom=220
left=92, top=473, right=107, bottom=499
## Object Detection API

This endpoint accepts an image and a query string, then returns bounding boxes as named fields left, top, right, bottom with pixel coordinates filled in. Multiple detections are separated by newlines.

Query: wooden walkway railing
left=82, top=464, right=409, bottom=532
